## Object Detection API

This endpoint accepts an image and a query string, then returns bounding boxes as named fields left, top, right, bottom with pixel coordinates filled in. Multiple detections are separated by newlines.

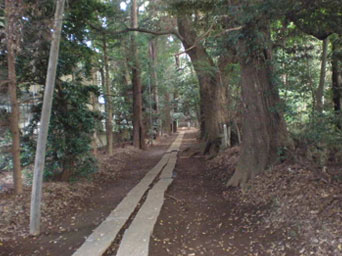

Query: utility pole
left=30, top=0, right=65, bottom=235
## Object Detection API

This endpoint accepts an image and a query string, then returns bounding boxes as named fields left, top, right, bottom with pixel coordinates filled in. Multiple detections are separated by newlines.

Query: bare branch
left=213, top=26, right=243, bottom=38
left=176, top=26, right=243, bottom=56
left=0, top=80, right=10, bottom=86
left=125, top=27, right=182, bottom=39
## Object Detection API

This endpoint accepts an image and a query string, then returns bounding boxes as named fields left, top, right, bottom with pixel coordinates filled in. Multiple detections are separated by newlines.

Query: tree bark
left=332, top=36, right=342, bottom=129
left=227, top=26, right=290, bottom=187
left=102, top=35, right=113, bottom=155
left=30, top=0, right=65, bottom=236
left=177, top=15, right=223, bottom=154
left=315, top=38, right=329, bottom=113
left=217, top=55, right=233, bottom=126
left=131, top=0, right=146, bottom=149
left=5, top=0, right=23, bottom=194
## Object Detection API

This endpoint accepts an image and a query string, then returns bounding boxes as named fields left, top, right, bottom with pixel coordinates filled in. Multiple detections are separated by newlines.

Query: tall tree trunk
left=149, top=39, right=160, bottom=136
left=227, top=26, right=290, bottom=187
left=315, top=38, right=329, bottom=113
left=131, top=0, right=146, bottom=149
left=5, top=0, right=23, bottom=194
left=332, top=36, right=342, bottom=129
left=173, top=89, right=178, bottom=133
left=163, top=92, right=172, bottom=135
left=188, top=63, right=204, bottom=135
left=149, top=40, right=159, bottom=114
left=217, top=55, right=232, bottom=126
left=102, top=35, right=113, bottom=155
left=91, top=69, right=98, bottom=156
left=177, top=15, right=223, bottom=154
left=30, top=0, right=65, bottom=235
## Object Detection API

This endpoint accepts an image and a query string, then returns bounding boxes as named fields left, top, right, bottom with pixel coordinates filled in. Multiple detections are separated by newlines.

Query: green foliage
left=274, top=33, right=326, bottom=125
left=176, top=67, right=200, bottom=120
left=168, top=0, right=218, bottom=14
left=302, top=114, right=342, bottom=147
left=24, top=82, right=99, bottom=180
left=0, top=129, right=11, bottom=171
left=280, top=0, right=342, bottom=39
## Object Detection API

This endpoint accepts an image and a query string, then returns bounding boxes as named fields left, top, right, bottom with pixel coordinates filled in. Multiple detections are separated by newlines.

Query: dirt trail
left=1, top=134, right=176, bottom=256
left=150, top=130, right=295, bottom=256
left=2, top=130, right=306, bottom=256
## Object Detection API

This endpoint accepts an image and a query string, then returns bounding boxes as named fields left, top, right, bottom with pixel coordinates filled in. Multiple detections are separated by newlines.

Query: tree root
left=226, top=169, right=252, bottom=188
left=202, top=137, right=221, bottom=155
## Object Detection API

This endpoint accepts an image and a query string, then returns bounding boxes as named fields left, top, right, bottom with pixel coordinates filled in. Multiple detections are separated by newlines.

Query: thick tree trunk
left=332, top=36, right=342, bottom=129
left=102, top=36, right=113, bottom=155
left=177, top=15, right=223, bottom=154
left=227, top=33, right=289, bottom=187
left=315, top=38, right=329, bottom=113
left=5, top=0, right=23, bottom=194
left=30, top=0, right=65, bottom=235
left=131, top=0, right=146, bottom=149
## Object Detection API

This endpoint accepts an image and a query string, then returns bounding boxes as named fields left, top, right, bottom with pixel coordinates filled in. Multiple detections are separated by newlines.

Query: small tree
left=25, top=81, right=98, bottom=181
left=5, top=0, right=23, bottom=194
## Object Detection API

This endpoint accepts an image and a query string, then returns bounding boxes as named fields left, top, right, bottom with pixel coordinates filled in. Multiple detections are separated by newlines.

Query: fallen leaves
left=0, top=146, right=139, bottom=243
left=207, top=147, right=342, bottom=256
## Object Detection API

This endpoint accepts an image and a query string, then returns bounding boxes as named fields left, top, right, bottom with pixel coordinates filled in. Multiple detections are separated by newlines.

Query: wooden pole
left=30, top=0, right=65, bottom=236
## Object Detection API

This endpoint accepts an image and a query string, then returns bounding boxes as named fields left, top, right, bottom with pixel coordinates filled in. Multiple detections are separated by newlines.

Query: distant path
left=72, top=132, right=184, bottom=256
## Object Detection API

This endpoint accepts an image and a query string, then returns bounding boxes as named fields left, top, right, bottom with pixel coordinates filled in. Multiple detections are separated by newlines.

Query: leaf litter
left=0, top=146, right=139, bottom=243
left=207, top=146, right=342, bottom=256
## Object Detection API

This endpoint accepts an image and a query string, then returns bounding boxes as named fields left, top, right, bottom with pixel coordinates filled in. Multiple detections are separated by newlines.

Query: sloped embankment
left=207, top=147, right=342, bottom=256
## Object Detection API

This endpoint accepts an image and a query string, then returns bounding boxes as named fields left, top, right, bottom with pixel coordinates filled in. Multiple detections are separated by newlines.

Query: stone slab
left=116, top=179, right=173, bottom=256
left=116, top=133, right=184, bottom=256
left=72, top=133, right=183, bottom=256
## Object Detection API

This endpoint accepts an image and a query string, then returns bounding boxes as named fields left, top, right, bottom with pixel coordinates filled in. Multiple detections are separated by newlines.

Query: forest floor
left=150, top=130, right=297, bottom=256
left=1, top=129, right=342, bottom=256
left=0, top=133, right=177, bottom=256
left=150, top=131, right=342, bottom=256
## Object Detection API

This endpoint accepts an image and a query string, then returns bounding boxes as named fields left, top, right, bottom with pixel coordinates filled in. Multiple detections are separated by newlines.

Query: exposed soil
left=149, top=131, right=291, bottom=256
left=0, top=134, right=176, bottom=256
left=2, top=130, right=342, bottom=256
left=150, top=131, right=342, bottom=256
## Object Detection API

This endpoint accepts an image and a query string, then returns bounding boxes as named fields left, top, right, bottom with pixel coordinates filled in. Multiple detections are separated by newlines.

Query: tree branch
left=176, top=26, right=243, bottom=56
left=213, top=26, right=243, bottom=38
left=0, top=80, right=10, bottom=86
left=87, top=21, right=183, bottom=40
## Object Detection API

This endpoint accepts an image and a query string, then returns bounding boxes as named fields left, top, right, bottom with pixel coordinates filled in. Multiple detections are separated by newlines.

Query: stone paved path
left=72, top=132, right=184, bottom=256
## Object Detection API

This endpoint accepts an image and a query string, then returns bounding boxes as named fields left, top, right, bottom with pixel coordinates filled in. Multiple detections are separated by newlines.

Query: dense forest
left=0, top=0, right=342, bottom=255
